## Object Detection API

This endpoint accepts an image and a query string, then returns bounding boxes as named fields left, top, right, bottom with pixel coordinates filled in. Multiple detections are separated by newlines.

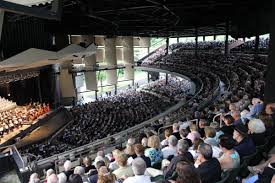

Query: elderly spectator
left=113, top=153, right=134, bottom=179
left=97, top=166, right=116, bottom=183
left=141, top=137, right=149, bottom=149
left=210, top=122, right=224, bottom=142
left=57, top=173, right=67, bottom=183
left=74, top=166, right=88, bottom=183
left=125, top=144, right=137, bottom=159
left=109, top=149, right=121, bottom=171
left=233, top=124, right=256, bottom=158
left=218, top=135, right=240, bottom=171
left=195, top=143, right=222, bottom=183
left=187, top=124, right=201, bottom=144
left=248, top=118, right=266, bottom=146
left=63, top=160, right=73, bottom=179
left=161, top=135, right=178, bottom=159
left=221, top=115, right=235, bottom=136
left=163, top=139, right=194, bottom=179
left=88, top=160, right=105, bottom=183
left=45, top=169, right=55, bottom=183
left=48, top=174, right=59, bottom=183
left=172, top=123, right=181, bottom=139
left=204, top=126, right=218, bottom=147
left=29, top=173, right=40, bottom=183
left=161, top=128, right=173, bottom=147
left=124, top=158, right=152, bottom=183
left=174, top=161, right=201, bottom=183
left=127, top=137, right=136, bottom=145
left=134, top=144, right=151, bottom=167
left=145, top=135, right=162, bottom=166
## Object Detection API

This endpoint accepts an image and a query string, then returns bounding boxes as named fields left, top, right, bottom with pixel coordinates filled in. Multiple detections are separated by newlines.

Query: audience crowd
left=232, top=37, right=270, bottom=53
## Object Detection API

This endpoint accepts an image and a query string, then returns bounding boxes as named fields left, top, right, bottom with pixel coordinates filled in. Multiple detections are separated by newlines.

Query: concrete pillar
left=122, top=36, right=134, bottom=80
left=177, top=37, right=179, bottom=43
left=166, top=37, right=169, bottom=55
left=84, top=54, right=98, bottom=91
left=0, top=10, right=4, bottom=42
left=203, top=36, right=206, bottom=41
left=255, top=34, right=260, bottom=55
left=225, top=19, right=229, bottom=58
left=265, top=0, right=275, bottom=104
left=214, top=34, right=216, bottom=41
left=105, top=37, right=117, bottom=85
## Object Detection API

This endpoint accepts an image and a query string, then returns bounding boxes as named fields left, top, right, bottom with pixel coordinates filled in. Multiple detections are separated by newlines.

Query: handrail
left=36, top=66, right=203, bottom=166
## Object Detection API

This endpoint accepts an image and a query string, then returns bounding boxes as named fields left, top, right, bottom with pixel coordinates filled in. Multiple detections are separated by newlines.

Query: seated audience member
left=123, top=158, right=152, bottom=183
left=187, top=124, right=201, bottom=144
left=229, top=103, right=238, bottom=115
left=94, top=151, right=106, bottom=165
left=174, top=161, right=201, bottom=183
left=179, top=128, right=192, bottom=147
left=172, top=123, right=181, bottom=140
left=57, top=173, right=67, bottom=183
left=97, top=166, right=116, bottom=183
left=189, top=137, right=204, bottom=160
left=125, top=144, right=137, bottom=163
left=195, top=143, right=222, bottom=183
left=218, top=135, right=240, bottom=171
left=243, top=162, right=275, bottom=183
left=82, top=157, right=95, bottom=174
left=127, top=137, right=136, bottom=145
left=161, top=135, right=178, bottom=159
left=63, top=160, right=74, bottom=179
left=210, top=122, right=224, bottom=142
left=47, top=174, right=59, bottom=183
left=233, top=124, right=256, bottom=158
left=161, top=128, right=173, bottom=147
left=248, top=154, right=275, bottom=175
left=113, top=153, right=134, bottom=179
left=248, top=118, right=266, bottom=146
left=109, top=149, right=121, bottom=171
left=204, top=126, right=218, bottom=147
left=142, top=137, right=149, bottom=149
left=163, top=139, right=194, bottom=179
left=242, top=98, right=264, bottom=120
left=88, top=160, right=105, bottom=183
left=232, top=110, right=243, bottom=126
left=68, top=174, right=83, bottom=183
left=198, top=119, right=208, bottom=137
left=45, top=169, right=55, bottom=182
left=74, top=166, right=88, bottom=183
left=134, top=144, right=151, bottom=167
left=221, top=115, right=235, bottom=136
left=145, top=135, right=162, bottom=166
left=29, top=173, right=40, bottom=183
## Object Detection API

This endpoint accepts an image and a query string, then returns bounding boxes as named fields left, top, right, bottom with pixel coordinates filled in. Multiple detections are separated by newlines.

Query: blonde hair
left=125, top=144, right=135, bottom=156
left=147, top=135, right=160, bottom=149
left=189, top=124, right=198, bottom=131
left=116, top=153, right=128, bottom=167
left=204, top=126, right=216, bottom=138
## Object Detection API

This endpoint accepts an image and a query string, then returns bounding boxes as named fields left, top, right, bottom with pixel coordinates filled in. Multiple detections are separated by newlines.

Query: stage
left=0, top=107, right=73, bottom=148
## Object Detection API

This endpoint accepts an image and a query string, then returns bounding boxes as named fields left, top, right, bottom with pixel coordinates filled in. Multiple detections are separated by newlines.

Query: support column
left=165, top=73, right=168, bottom=85
left=84, top=54, right=98, bottom=91
left=0, top=10, right=4, bottom=42
left=195, top=28, right=198, bottom=58
left=177, top=37, right=179, bottom=43
left=255, top=34, right=260, bottom=55
left=105, top=37, right=117, bottom=85
left=214, top=34, right=216, bottom=41
left=166, top=37, right=169, bottom=55
left=37, top=75, right=42, bottom=103
left=122, top=36, right=134, bottom=80
left=147, top=47, right=150, bottom=54
left=225, top=19, right=229, bottom=58
left=265, top=0, right=275, bottom=104
left=203, top=36, right=206, bottom=41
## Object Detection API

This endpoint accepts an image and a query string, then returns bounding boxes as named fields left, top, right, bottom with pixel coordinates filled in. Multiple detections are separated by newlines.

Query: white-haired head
left=57, top=173, right=67, bottom=183
left=168, top=135, right=178, bottom=147
left=74, top=166, right=85, bottom=176
left=141, top=137, right=148, bottom=147
left=46, top=169, right=55, bottom=178
left=132, top=157, right=146, bottom=175
left=97, top=150, right=104, bottom=157
left=63, top=160, right=72, bottom=171
left=47, top=174, right=58, bottom=183
left=248, top=118, right=266, bottom=134
left=127, top=137, right=136, bottom=145
left=29, top=173, right=39, bottom=183
left=173, top=123, right=179, bottom=132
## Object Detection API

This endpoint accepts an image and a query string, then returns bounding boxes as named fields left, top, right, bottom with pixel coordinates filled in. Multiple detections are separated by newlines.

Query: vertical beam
left=255, top=34, right=260, bottom=55
left=195, top=27, right=198, bottom=58
left=203, top=36, right=206, bottom=41
left=225, top=18, right=229, bottom=58
left=166, top=37, right=169, bottom=55
left=0, top=10, right=4, bottom=42
left=214, top=34, right=216, bottom=41
left=265, top=0, right=275, bottom=104
left=147, top=47, right=150, bottom=54
left=177, top=37, right=179, bottom=43
left=147, top=72, right=150, bottom=83
left=37, top=75, right=42, bottom=103
left=95, top=90, right=98, bottom=101
left=105, top=37, right=117, bottom=85
left=165, top=73, right=168, bottom=85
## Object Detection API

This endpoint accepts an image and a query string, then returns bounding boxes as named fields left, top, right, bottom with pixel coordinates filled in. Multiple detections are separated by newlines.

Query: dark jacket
left=197, top=158, right=222, bottom=183
left=221, top=125, right=234, bottom=136
left=163, top=151, right=194, bottom=179
left=250, top=133, right=266, bottom=146
left=138, top=155, right=151, bottom=168
left=234, top=137, right=256, bottom=158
